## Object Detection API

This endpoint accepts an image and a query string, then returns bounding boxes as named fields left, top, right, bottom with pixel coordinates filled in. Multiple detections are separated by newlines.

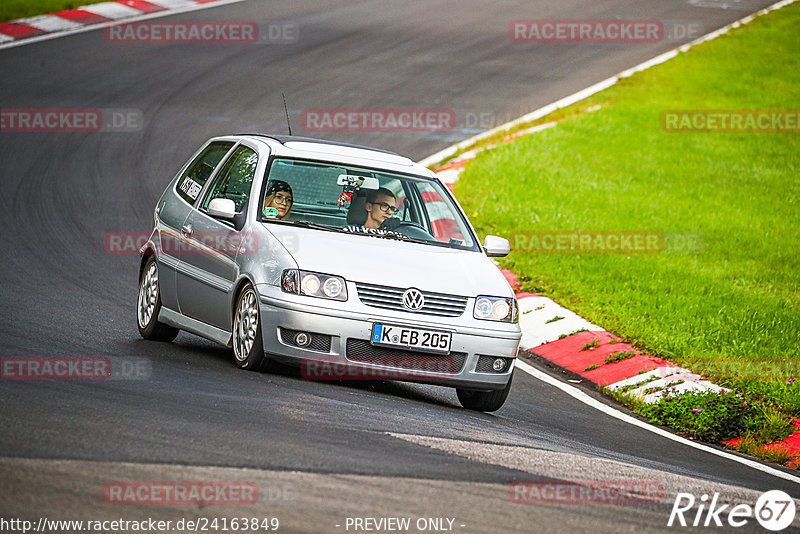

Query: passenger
left=364, top=188, right=398, bottom=229
left=263, top=180, right=293, bottom=219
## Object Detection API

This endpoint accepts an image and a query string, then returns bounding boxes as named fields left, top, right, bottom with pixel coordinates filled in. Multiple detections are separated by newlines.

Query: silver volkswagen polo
left=137, top=134, right=521, bottom=411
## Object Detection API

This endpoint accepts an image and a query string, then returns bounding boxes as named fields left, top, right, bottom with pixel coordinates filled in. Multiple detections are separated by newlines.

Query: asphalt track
left=1, top=1, right=797, bottom=532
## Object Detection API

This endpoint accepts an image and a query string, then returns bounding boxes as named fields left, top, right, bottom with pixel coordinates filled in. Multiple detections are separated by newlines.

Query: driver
left=364, top=188, right=398, bottom=229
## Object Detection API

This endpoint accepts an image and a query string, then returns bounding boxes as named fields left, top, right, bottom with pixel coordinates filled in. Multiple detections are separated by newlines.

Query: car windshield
left=260, top=158, right=478, bottom=250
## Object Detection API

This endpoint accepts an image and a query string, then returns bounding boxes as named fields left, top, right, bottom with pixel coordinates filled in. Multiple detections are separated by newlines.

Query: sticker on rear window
left=179, top=177, right=202, bottom=200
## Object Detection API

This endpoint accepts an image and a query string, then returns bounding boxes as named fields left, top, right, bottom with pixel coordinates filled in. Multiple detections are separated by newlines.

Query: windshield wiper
left=261, top=219, right=343, bottom=233
left=379, top=233, right=432, bottom=246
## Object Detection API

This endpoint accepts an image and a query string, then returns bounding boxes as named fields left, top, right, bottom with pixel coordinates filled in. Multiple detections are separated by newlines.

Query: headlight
left=282, top=269, right=347, bottom=301
left=323, top=277, right=344, bottom=298
left=302, top=273, right=320, bottom=295
left=474, top=296, right=517, bottom=323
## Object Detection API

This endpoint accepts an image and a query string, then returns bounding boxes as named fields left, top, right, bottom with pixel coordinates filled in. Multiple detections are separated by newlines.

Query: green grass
left=605, top=351, right=637, bottom=364
left=736, top=436, right=800, bottom=465
left=604, top=385, right=796, bottom=465
left=640, top=390, right=761, bottom=442
left=456, top=3, right=800, bottom=425
left=1, top=0, right=108, bottom=22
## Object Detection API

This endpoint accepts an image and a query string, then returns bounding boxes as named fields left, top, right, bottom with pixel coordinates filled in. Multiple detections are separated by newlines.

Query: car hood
left=263, top=224, right=513, bottom=297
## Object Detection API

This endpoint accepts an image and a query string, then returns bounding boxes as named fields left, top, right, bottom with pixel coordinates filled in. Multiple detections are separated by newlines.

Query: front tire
left=137, top=256, right=179, bottom=342
left=456, top=372, right=513, bottom=412
left=232, top=283, right=279, bottom=372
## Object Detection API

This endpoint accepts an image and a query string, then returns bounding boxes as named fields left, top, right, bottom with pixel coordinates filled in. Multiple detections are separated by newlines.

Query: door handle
left=181, top=224, right=193, bottom=237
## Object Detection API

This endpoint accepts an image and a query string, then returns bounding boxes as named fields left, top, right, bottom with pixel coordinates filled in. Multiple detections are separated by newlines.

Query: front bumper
left=257, top=287, right=520, bottom=390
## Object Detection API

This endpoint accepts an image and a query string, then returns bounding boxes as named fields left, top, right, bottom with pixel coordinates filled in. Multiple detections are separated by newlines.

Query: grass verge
left=1, top=1, right=109, bottom=23
left=604, top=385, right=798, bottom=466
left=453, top=4, right=800, bottom=458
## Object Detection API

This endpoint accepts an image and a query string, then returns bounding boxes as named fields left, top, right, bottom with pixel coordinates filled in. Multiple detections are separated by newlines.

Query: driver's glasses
left=373, top=202, right=399, bottom=214
left=274, top=193, right=293, bottom=205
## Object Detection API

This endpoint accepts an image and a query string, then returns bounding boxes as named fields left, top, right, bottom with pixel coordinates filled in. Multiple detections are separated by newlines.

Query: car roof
left=237, top=133, right=400, bottom=155
left=233, top=133, right=433, bottom=177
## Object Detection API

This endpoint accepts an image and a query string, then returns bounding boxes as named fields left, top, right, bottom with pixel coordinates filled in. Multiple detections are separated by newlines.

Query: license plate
left=371, top=324, right=452, bottom=354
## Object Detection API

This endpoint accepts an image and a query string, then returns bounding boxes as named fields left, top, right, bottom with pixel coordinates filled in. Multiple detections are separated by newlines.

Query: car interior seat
left=346, top=189, right=368, bottom=226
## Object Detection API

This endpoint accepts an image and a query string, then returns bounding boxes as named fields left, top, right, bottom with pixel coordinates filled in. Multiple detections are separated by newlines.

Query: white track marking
left=517, top=295, right=602, bottom=350
left=145, top=0, right=199, bottom=8
left=605, top=367, right=690, bottom=391
left=605, top=367, right=730, bottom=404
left=19, top=15, right=83, bottom=32
left=80, top=2, right=146, bottom=19
left=514, top=358, right=800, bottom=484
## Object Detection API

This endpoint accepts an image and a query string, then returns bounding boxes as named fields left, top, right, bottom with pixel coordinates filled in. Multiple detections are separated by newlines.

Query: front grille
left=279, top=328, right=332, bottom=353
left=355, top=282, right=467, bottom=317
left=345, top=339, right=466, bottom=374
left=475, top=355, right=512, bottom=373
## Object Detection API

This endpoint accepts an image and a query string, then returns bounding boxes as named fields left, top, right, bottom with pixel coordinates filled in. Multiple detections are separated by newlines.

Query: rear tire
left=137, top=256, right=179, bottom=342
left=456, top=372, right=513, bottom=412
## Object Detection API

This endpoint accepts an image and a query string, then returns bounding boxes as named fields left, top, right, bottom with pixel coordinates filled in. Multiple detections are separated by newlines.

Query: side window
left=415, top=182, right=465, bottom=243
left=175, top=141, right=234, bottom=205
left=202, top=145, right=259, bottom=213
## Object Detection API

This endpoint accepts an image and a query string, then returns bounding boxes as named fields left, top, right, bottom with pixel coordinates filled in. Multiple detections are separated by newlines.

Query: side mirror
left=232, top=200, right=248, bottom=231
left=207, top=198, right=236, bottom=220
left=484, top=235, right=510, bottom=257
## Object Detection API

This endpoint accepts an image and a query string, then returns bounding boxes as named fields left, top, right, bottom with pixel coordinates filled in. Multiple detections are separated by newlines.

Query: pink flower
left=692, top=408, right=703, bottom=413
left=788, top=379, right=795, bottom=385
left=742, top=401, right=747, bottom=407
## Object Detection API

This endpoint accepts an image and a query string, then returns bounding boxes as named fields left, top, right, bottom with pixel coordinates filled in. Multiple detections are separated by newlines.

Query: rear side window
left=202, top=145, right=259, bottom=212
left=175, top=141, right=234, bottom=204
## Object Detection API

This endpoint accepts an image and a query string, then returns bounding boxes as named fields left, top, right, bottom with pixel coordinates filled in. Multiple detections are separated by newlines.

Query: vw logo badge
left=402, top=288, right=425, bottom=310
